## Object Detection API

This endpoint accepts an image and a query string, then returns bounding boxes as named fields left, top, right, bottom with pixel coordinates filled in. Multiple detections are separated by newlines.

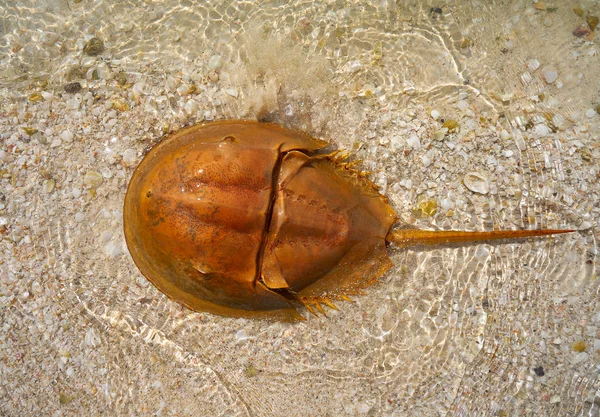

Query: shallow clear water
left=1, top=1, right=599, bottom=416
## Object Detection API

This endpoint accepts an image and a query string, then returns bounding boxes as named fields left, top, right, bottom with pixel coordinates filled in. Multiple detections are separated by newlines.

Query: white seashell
left=527, top=59, right=540, bottom=72
left=406, top=134, right=420, bottom=150
left=541, top=66, right=558, bottom=83
left=122, top=148, right=137, bottom=166
left=207, top=55, right=223, bottom=70
left=83, top=171, right=103, bottom=188
left=520, top=71, right=532, bottom=86
left=463, top=172, right=489, bottom=194
left=534, top=123, right=550, bottom=138
left=40, top=31, right=60, bottom=46
left=184, top=99, right=198, bottom=115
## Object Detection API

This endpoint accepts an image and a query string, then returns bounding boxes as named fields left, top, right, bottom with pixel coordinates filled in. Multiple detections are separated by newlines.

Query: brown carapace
left=123, top=120, right=573, bottom=321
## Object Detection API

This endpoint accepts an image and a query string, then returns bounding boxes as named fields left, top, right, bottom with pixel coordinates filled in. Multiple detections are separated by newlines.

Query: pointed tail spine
left=386, top=228, right=575, bottom=248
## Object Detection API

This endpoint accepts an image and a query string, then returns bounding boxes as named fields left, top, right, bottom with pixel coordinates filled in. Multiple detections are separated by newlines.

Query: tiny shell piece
left=541, top=66, right=558, bottom=84
left=463, top=172, right=489, bottom=194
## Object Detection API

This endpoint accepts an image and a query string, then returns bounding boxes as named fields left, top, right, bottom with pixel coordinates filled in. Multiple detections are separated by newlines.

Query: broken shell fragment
left=463, top=172, right=489, bottom=194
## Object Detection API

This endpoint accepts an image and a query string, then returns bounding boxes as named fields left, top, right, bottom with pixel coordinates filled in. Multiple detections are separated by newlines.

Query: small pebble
left=64, top=82, right=82, bottom=94
left=132, top=82, right=145, bottom=95
left=442, top=119, right=459, bottom=133
left=406, top=134, right=421, bottom=150
left=440, top=198, right=452, bottom=211
left=463, top=172, right=489, bottom=194
left=83, top=37, right=104, bottom=56
left=417, top=199, right=436, bottom=216
left=165, top=76, right=179, bottom=91
left=74, top=212, right=85, bottom=223
left=100, top=231, right=113, bottom=244
left=456, top=100, right=468, bottom=111
left=431, top=109, right=440, bottom=119
left=100, top=167, right=112, bottom=179
left=184, top=99, right=198, bottom=115
left=43, top=179, right=55, bottom=194
left=585, top=108, right=596, bottom=118
left=40, top=31, right=59, bottom=46
left=207, top=55, right=223, bottom=70
left=421, top=154, right=431, bottom=167
left=83, top=171, right=103, bottom=188
left=115, top=72, right=127, bottom=86
left=534, top=124, right=550, bottom=137
left=573, top=25, right=590, bottom=38
left=433, top=130, right=446, bottom=141
left=348, top=60, right=362, bottom=72
left=60, top=130, right=74, bottom=143
left=571, top=352, right=588, bottom=364
left=104, top=241, right=123, bottom=258
left=29, top=93, right=43, bottom=102
left=67, top=67, right=85, bottom=81
left=207, top=70, right=219, bottom=82
left=122, top=148, right=137, bottom=166
left=23, top=127, right=38, bottom=136
left=520, top=71, right=532, bottom=86
left=235, top=329, right=250, bottom=342
left=399, top=179, right=412, bottom=189
left=527, top=59, right=540, bottom=72
left=72, top=188, right=81, bottom=199
left=84, top=328, right=100, bottom=347
left=203, top=110, right=214, bottom=121
left=572, top=340, right=586, bottom=352
left=541, top=66, right=558, bottom=84
left=587, top=15, right=599, bottom=31
left=225, top=88, right=238, bottom=98
left=96, top=64, right=113, bottom=80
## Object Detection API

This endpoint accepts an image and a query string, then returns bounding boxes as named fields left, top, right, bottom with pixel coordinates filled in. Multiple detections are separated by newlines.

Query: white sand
left=1, top=1, right=599, bottom=416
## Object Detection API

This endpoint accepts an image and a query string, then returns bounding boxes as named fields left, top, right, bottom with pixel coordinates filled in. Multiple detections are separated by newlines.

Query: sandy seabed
left=1, top=1, right=599, bottom=416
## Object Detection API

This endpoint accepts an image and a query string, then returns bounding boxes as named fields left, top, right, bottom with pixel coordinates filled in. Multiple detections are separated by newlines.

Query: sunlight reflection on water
left=1, top=1, right=598, bottom=416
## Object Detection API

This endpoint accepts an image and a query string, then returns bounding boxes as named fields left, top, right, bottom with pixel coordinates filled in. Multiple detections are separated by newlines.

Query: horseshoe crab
left=123, top=120, right=573, bottom=321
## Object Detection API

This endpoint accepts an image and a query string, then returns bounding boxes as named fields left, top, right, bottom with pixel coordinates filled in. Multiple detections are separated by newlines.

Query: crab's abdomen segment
left=261, top=151, right=397, bottom=300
